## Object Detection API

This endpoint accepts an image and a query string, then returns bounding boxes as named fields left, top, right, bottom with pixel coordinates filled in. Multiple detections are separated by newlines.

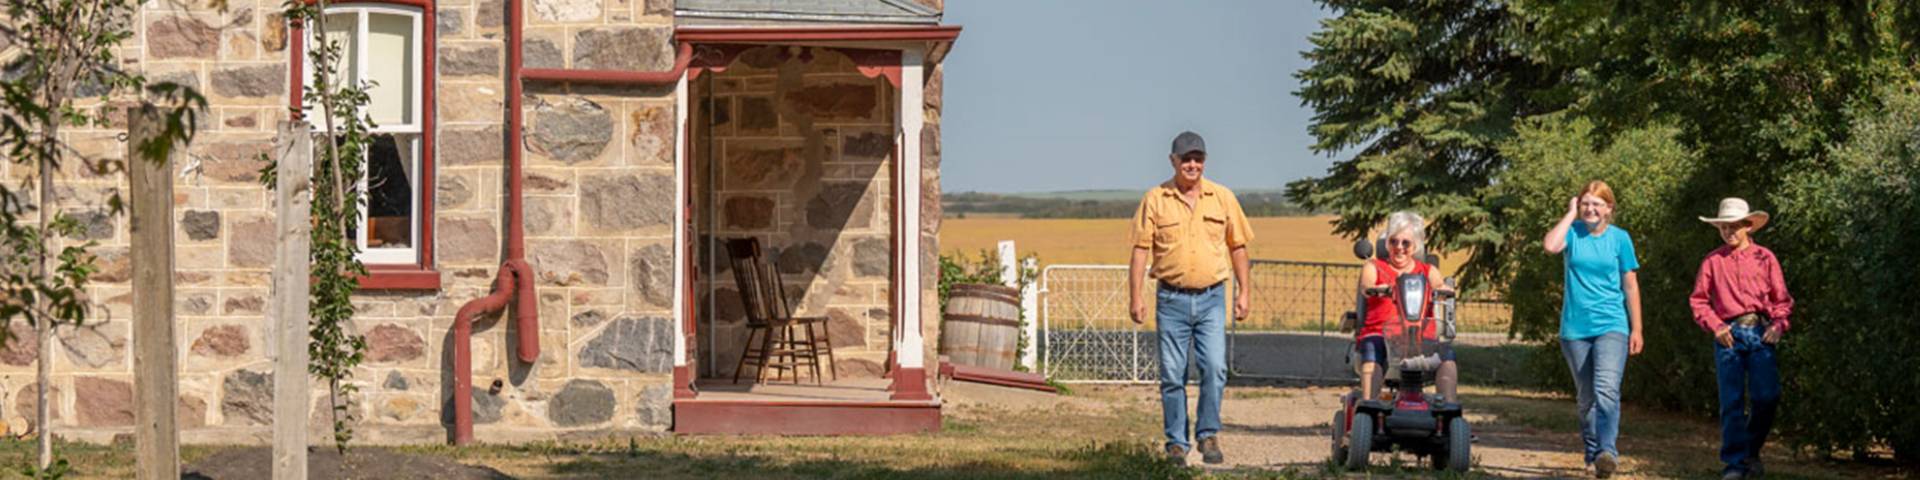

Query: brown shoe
left=1594, top=452, right=1618, bottom=479
left=1165, top=444, right=1188, bottom=465
left=1199, top=436, right=1225, bottom=464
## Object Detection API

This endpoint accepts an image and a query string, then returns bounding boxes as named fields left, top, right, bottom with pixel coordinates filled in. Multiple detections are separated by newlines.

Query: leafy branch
left=266, top=0, right=373, bottom=454
left=0, top=0, right=205, bottom=469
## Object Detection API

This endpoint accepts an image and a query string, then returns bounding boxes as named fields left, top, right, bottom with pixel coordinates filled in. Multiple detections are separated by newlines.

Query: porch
left=665, top=23, right=958, bottom=434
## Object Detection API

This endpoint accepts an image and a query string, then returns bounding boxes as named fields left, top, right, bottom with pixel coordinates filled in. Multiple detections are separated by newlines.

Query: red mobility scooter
left=1330, top=239, right=1470, bottom=471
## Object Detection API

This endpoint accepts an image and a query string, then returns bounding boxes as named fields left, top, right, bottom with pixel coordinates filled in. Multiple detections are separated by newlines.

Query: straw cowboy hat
left=1699, top=197, right=1770, bottom=232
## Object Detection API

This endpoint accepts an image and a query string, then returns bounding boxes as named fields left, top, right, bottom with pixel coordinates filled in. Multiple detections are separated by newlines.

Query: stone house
left=0, top=0, right=957, bottom=443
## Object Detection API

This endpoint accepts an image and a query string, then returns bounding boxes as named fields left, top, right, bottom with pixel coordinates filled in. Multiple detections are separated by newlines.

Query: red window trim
left=289, top=0, right=439, bottom=291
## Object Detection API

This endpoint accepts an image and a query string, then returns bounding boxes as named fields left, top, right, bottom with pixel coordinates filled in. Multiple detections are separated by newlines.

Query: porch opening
left=689, top=45, right=901, bottom=395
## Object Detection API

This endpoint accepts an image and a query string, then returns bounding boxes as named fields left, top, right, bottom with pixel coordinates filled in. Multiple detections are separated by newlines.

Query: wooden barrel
left=941, top=283, right=1023, bottom=370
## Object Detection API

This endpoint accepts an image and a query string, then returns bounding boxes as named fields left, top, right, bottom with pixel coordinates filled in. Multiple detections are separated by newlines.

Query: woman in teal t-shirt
left=1542, top=180, right=1644, bottom=479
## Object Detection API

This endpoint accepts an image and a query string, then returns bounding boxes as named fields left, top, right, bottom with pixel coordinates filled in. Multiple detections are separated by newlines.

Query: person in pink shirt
left=1688, top=197, right=1794, bottom=480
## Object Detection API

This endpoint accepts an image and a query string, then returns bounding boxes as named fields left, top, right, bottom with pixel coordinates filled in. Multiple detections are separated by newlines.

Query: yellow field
left=940, top=216, right=1465, bottom=272
left=938, top=216, right=1502, bottom=333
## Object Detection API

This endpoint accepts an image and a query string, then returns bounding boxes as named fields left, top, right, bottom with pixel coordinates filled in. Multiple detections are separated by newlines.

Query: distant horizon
left=938, top=1, right=1339, bottom=194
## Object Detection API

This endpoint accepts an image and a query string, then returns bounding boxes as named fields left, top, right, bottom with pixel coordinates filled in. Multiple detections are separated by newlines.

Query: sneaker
left=1594, top=452, right=1618, bottom=479
left=1743, top=457, right=1765, bottom=479
left=1198, top=436, right=1225, bottom=464
left=1165, top=444, right=1188, bottom=466
left=1721, top=470, right=1746, bottom=480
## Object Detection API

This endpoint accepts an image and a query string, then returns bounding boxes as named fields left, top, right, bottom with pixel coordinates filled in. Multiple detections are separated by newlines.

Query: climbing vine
left=264, top=0, right=374, bottom=454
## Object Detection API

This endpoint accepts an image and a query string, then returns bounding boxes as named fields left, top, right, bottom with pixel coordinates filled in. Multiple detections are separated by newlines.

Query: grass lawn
left=396, top=396, right=1185, bottom=479
left=0, top=362, right=1911, bottom=479
left=0, top=384, right=1910, bottom=479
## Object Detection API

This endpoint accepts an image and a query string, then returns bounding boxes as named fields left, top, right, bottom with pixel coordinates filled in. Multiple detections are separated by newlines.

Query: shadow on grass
left=1453, top=343, right=1555, bottom=390
left=452, top=440, right=1199, bottom=480
left=1456, top=387, right=1907, bottom=480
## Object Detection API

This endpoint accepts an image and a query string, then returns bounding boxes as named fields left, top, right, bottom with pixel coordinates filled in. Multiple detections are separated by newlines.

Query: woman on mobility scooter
left=1330, top=210, right=1469, bottom=472
left=1355, top=211, right=1458, bottom=403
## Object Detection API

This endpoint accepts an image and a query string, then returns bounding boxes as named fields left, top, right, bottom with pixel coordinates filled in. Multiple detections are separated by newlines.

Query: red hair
left=1581, top=180, right=1616, bottom=207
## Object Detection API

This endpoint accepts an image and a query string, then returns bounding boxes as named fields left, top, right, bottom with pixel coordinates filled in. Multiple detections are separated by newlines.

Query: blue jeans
left=1716, top=323, right=1781, bottom=473
left=1562, top=332, right=1628, bottom=464
left=1156, top=282, right=1227, bottom=450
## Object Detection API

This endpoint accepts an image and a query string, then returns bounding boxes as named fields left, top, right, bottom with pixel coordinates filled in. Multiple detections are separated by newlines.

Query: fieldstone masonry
left=3, top=0, right=947, bottom=444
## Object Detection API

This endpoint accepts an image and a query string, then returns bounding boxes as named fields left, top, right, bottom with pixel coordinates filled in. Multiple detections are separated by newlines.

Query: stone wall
left=693, top=47, right=897, bottom=380
left=0, top=0, right=679, bottom=445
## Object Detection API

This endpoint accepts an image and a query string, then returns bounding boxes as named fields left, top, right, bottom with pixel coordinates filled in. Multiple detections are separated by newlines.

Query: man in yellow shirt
left=1128, top=131, right=1254, bottom=465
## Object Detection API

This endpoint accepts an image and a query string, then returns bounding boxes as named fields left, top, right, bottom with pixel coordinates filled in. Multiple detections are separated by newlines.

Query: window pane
left=365, top=12, right=415, bottom=127
left=366, top=133, right=417, bottom=249
left=316, top=13, right=357, bottom=91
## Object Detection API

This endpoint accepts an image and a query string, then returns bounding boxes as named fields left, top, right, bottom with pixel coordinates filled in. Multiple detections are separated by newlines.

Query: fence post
left=1019, top=258, right=1038, bottom=372
left=997, top=241, right=1042, bottom=372
left=128, top=106, right=179, bottom=480
left=1319, top=265, right=1328, bottom=335
left=271, top=121, right=313, bottom=480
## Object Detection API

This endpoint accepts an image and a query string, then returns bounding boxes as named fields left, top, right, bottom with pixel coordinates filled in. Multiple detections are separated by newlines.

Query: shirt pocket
left=1202, top=214, right=1228, bottom=244
left=1154, top=218, right=1183, bottom=247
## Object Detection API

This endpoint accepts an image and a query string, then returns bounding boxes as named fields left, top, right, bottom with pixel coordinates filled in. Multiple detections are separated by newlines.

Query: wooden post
left=128, top=106, right=180, bottom=480
left=271, top=121, right=313, bottom=480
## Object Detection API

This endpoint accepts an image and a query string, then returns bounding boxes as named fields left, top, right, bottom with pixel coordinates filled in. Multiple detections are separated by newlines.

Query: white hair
left=1380, top=211, right=1427, bottom=258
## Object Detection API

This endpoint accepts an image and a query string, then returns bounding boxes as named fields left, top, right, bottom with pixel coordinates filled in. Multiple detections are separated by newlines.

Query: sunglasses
left=1178, top=154, right=1206, bottom=164
left=1388, top=239, right=1416, bottom=247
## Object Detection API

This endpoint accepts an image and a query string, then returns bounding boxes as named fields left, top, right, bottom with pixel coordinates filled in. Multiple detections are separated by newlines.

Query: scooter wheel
left=1329, top=410, right=1348, bottom=466
left=1344, top=413, right=1373, bottom=470
left=1435, top=416, right=1471, bottom=472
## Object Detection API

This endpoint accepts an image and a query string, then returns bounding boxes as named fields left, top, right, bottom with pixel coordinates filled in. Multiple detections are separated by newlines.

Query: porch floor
left=693, top=377, right=894, bottom=402
left=675, top=377, right=942, bottom=435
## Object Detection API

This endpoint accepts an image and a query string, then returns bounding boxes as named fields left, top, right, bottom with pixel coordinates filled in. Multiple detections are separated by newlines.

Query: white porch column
left=672, top=73, right=689, bottom=369
left=896, top=48, right=927, bottom=372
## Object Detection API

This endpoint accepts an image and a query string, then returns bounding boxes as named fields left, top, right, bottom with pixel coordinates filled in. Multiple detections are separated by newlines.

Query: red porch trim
left=890, top=367, right=932, bottom=401
left=676, top=25, right=963, bottom=43
left=674, top=399, right=940, bottom=435
left=945, top=363, right=1057, bottom=393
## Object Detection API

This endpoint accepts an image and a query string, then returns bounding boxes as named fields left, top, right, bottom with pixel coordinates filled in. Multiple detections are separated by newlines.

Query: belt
left=1730, top=312, right=1769, bottom=327
left=1158, top=281, right=1222, bottom=295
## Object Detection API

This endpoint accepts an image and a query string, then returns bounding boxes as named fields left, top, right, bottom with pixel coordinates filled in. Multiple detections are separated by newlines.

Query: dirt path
left=1207, top=386, right=1591, bottom=478
left=953, top=382, right=1900, bottom=479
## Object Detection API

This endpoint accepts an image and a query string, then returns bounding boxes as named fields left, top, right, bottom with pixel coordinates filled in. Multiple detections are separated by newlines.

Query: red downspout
left=448, top=0, right=539, bottom=445
left=450, top=0, right=692, bottom=446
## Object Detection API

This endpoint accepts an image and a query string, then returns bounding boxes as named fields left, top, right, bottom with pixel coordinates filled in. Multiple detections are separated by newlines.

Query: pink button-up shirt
left=1688, top=244, right=1795, bottom=333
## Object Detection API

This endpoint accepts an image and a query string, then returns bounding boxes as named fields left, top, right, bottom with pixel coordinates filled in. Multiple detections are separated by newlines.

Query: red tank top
left=1360, top=258, right=1435, bottom=340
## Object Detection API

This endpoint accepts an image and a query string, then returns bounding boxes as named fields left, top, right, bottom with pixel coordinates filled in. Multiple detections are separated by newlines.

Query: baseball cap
left=1171, top=131, right=1206, bottom=156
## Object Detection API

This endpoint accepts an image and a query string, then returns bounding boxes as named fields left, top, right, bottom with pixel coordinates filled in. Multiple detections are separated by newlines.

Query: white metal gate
left=1038, top=262, right=1515, bottom=384
left=1038, top=265, right=1156, bottom=383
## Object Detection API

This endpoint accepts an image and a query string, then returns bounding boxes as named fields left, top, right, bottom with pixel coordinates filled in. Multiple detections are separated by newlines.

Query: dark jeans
left=1716, top=323, right=1781, bottom=473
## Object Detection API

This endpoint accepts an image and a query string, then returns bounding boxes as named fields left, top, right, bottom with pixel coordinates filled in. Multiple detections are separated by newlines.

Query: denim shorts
left=1356, top=335, right=1455, bottom=365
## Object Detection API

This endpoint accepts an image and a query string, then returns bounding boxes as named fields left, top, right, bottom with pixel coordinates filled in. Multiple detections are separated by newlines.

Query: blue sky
left=939, top=0, right=1337, bottom=194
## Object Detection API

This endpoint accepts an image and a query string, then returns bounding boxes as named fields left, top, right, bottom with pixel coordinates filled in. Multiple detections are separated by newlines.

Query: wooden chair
left=725, top=238, right=838, bottom=384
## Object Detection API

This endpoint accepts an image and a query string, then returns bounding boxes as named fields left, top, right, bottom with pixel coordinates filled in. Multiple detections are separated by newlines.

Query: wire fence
left=1039, top=260, right=1515, bottom=383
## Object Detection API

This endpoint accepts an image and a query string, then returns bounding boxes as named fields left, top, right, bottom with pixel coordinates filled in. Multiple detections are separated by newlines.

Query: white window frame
left=302, top=5, right=425, bottom=265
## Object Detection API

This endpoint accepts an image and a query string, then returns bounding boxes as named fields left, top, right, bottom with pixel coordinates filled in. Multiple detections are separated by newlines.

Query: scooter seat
left=1397, top=354, right=1443, bottom=373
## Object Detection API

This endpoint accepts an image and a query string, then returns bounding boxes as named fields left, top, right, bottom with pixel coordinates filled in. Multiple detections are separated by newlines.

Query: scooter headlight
left=1396, top=274, right=1426, bottom=319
